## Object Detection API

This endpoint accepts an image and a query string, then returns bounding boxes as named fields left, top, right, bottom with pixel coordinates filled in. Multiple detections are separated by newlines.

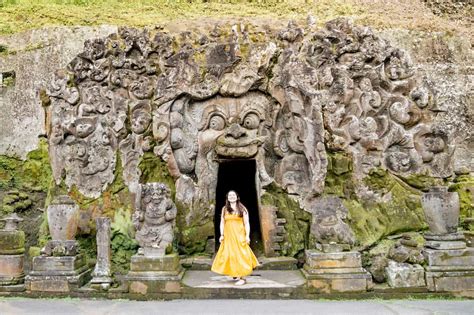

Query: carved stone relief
left=46, top=18, right=454, bottom=254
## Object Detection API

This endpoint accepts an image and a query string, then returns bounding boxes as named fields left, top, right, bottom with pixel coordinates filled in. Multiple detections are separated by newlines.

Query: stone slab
left=426, top=270, right=474, bottom=292
left=303, top=267, right=367, bottom=275
left=423, top=248, right=474, bottom=267
left=385, top=261, right=426, bottom=288
left=30, top=254, right=86, bottom=275
left=302, top=269, right=372, bottom=293
left=0, top=283, right=25, bottom=292
left=305, top=250, right=362, bottom=269
left=425, top=240, right=466, bottom=250
left=182, top=270, right=306, bottom=289
left=0, top=254, right=24, bottom=281
left=130, top=253, right=181, bottom=272
left=424, top=232, right=465, bottom=241
left=255, top=256, right=298, bottom=270
left=127, top=270, right=184, bottom=294
left=26, top=267, right=91, bottom=292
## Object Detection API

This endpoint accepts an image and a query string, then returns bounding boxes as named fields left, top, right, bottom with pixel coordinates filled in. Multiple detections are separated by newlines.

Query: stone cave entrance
left=214, top=159, right=263, bottom=256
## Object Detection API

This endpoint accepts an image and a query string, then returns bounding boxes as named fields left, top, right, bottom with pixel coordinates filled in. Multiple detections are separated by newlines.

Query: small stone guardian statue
left=132, top=182, right=177, bottom=256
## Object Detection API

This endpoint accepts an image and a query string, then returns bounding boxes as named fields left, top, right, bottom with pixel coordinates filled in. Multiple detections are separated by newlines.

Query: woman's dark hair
left=224, top=190, right=247, bottom=217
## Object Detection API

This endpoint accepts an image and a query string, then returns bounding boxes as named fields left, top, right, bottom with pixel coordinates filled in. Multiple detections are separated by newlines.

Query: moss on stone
left=345, top=168, right=427, bottom=248
left=323, top=151, right=355, bottom=198
left=261, top=183, right=311, bottom=257
left=399, top=172, right=443, bottom=191
left=138, top=152, right=175, bottom=198
left=449, top=174, right=474, bottom=230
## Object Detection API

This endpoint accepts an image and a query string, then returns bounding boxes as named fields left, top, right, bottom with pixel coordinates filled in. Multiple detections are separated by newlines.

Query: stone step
left=182, top=270, right=306, bottom=298
left=181, top=256, right=298, bottom=271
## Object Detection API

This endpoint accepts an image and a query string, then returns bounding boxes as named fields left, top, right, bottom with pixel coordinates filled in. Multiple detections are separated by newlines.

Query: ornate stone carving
left=46, top=19, right=456, bottom=255
left=133, top=183, right=177, bottom=256
left=306, top=196, right=356, bottom=249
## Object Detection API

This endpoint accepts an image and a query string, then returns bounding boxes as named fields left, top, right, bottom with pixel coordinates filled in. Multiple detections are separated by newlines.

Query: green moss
left=178, top=219, right=214, bottom=255
left=0, top=138, right=52, bottom=192
left=450, top=175, right=474, bottom=230
left=323, top=151, right=355, bottom=197
left=261, top=183, right=311, bottom=257
left=399, top=172, right=443, bottom=191
left=345, top=168, right=427, bottom=248
left=138, top=152, right=175, bottom=198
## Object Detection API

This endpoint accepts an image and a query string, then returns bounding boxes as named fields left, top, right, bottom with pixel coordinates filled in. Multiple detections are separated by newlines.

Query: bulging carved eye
left=242, top=113, right=260, bottom=129
left=209, top=115, right=225, bottom=131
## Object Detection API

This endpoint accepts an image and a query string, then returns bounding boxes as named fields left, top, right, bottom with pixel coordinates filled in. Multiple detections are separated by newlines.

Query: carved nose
left=226, top=124, right=246, bottom=139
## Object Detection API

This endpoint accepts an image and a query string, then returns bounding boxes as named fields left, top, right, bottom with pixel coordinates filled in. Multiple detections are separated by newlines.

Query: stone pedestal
left=126, top=253, right=184, bottom=294
left=423, top=233, right=474, bottom=292
left=26, top=246, right=91, bottom=292
left=302, top=250, right=372, bottom=293
left=0, top=214, right=26, bottom=291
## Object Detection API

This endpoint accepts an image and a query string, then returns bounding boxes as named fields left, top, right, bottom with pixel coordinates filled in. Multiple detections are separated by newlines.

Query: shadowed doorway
left=214, top=159, right=263, bottom=256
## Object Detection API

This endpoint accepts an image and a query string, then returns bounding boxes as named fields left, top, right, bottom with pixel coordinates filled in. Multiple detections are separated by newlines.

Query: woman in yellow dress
left=211, top=190, right=260, bottom=285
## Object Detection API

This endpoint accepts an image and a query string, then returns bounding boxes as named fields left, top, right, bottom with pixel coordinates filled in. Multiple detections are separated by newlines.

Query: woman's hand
left=245, top=236, right=250, bottom=244
left=219, top=235, right=224, bottom=243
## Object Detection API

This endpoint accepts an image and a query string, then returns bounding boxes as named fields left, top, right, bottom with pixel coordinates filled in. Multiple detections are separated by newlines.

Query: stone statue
left=132, top=182, right=177, bottom=256
left=307, top=196, right=356, bottom=251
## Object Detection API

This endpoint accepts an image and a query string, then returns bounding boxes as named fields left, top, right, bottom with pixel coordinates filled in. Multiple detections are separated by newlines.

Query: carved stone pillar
left=422, top=187, right=474, bottom=292
left=26, top=195, right=91, bottom=292
left=90, top=217, right=112, bottom=290
left=126, top=183, right=183, bottom=294
left=0, top=213, right=25, bottom=292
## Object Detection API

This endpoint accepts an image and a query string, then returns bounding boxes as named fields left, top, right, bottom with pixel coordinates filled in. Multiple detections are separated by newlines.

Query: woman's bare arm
left=243, top=209, right=250, bottom=241
left=220, top=207, right=225, bottom=238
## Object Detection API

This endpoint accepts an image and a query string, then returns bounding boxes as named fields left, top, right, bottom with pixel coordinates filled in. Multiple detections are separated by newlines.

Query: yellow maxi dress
left=211, top=212, right=259, bottom=277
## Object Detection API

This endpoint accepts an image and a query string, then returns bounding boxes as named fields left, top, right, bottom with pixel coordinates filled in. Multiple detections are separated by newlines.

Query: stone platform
left=181, top=256, right=298, bottom=271
left=181, top=270, right=306, bottom=299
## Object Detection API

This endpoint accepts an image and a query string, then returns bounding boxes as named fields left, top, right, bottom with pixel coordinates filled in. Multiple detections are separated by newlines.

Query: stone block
left=127, top=269, right=184, bottom=294
left=302, top=269, right=372, bottom=293
left=0, top=254, right=24, bottom=285
left=129, top=253, right=181, bottom=273
left=426, top=270, right=474, bottom=292
left=0, top=230, right=25, bottom=254
left=305, top=250, right=362, bottom=269
left=425, top=240, right=466, bottom=250
left=385, top=261, right=425, bottom=288
left=26, top=267, right=91, bottom=292
left=30, top=254, right=86, bottom=276
left=423, top=248, right=474, bottom=268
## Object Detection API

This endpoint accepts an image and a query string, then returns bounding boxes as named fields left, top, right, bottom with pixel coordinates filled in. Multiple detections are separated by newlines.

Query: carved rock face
left=194, top=93, right=271, bottom=159
left=45, top=19, right=457, bottom=254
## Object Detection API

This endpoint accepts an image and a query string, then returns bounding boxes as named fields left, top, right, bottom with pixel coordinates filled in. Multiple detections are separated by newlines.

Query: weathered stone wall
left=0, top=19, right=472, bottom=278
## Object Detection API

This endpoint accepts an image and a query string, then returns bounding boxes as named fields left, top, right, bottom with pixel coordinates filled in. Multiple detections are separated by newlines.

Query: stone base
left=303, top=250, right=372, bottom=293
left=426, top=270, right=474, bottom=292
left=26, top=254, right=91, bottom=292
left=302, top=269, right=372, bottom=293
left=424, top=248, right=474, bottom=270
left=0, top=283, right=26, bottom=292
left=0, top=254, right=24, bottom=285
left=26, top=268, right=91, bottom=292
left=385, top=261, right=425, bottom=288
left=126, top=253, right=184, bottom=294
left=90, top=275, right=113, bottom=291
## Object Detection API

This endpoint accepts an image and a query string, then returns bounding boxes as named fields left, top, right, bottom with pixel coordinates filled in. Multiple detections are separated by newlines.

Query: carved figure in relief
left=132, top=183, right=177, bottom=255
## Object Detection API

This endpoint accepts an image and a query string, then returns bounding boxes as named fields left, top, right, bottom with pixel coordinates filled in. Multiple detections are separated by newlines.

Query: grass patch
left=0, top=0, right=471, bottom=41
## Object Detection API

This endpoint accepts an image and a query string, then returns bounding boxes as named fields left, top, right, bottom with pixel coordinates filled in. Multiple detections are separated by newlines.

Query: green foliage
left=0, top=0, right=467, bottom=40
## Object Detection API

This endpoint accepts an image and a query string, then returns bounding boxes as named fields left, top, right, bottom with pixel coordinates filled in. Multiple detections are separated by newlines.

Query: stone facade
left=0, top=17, right=473, bottom=295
